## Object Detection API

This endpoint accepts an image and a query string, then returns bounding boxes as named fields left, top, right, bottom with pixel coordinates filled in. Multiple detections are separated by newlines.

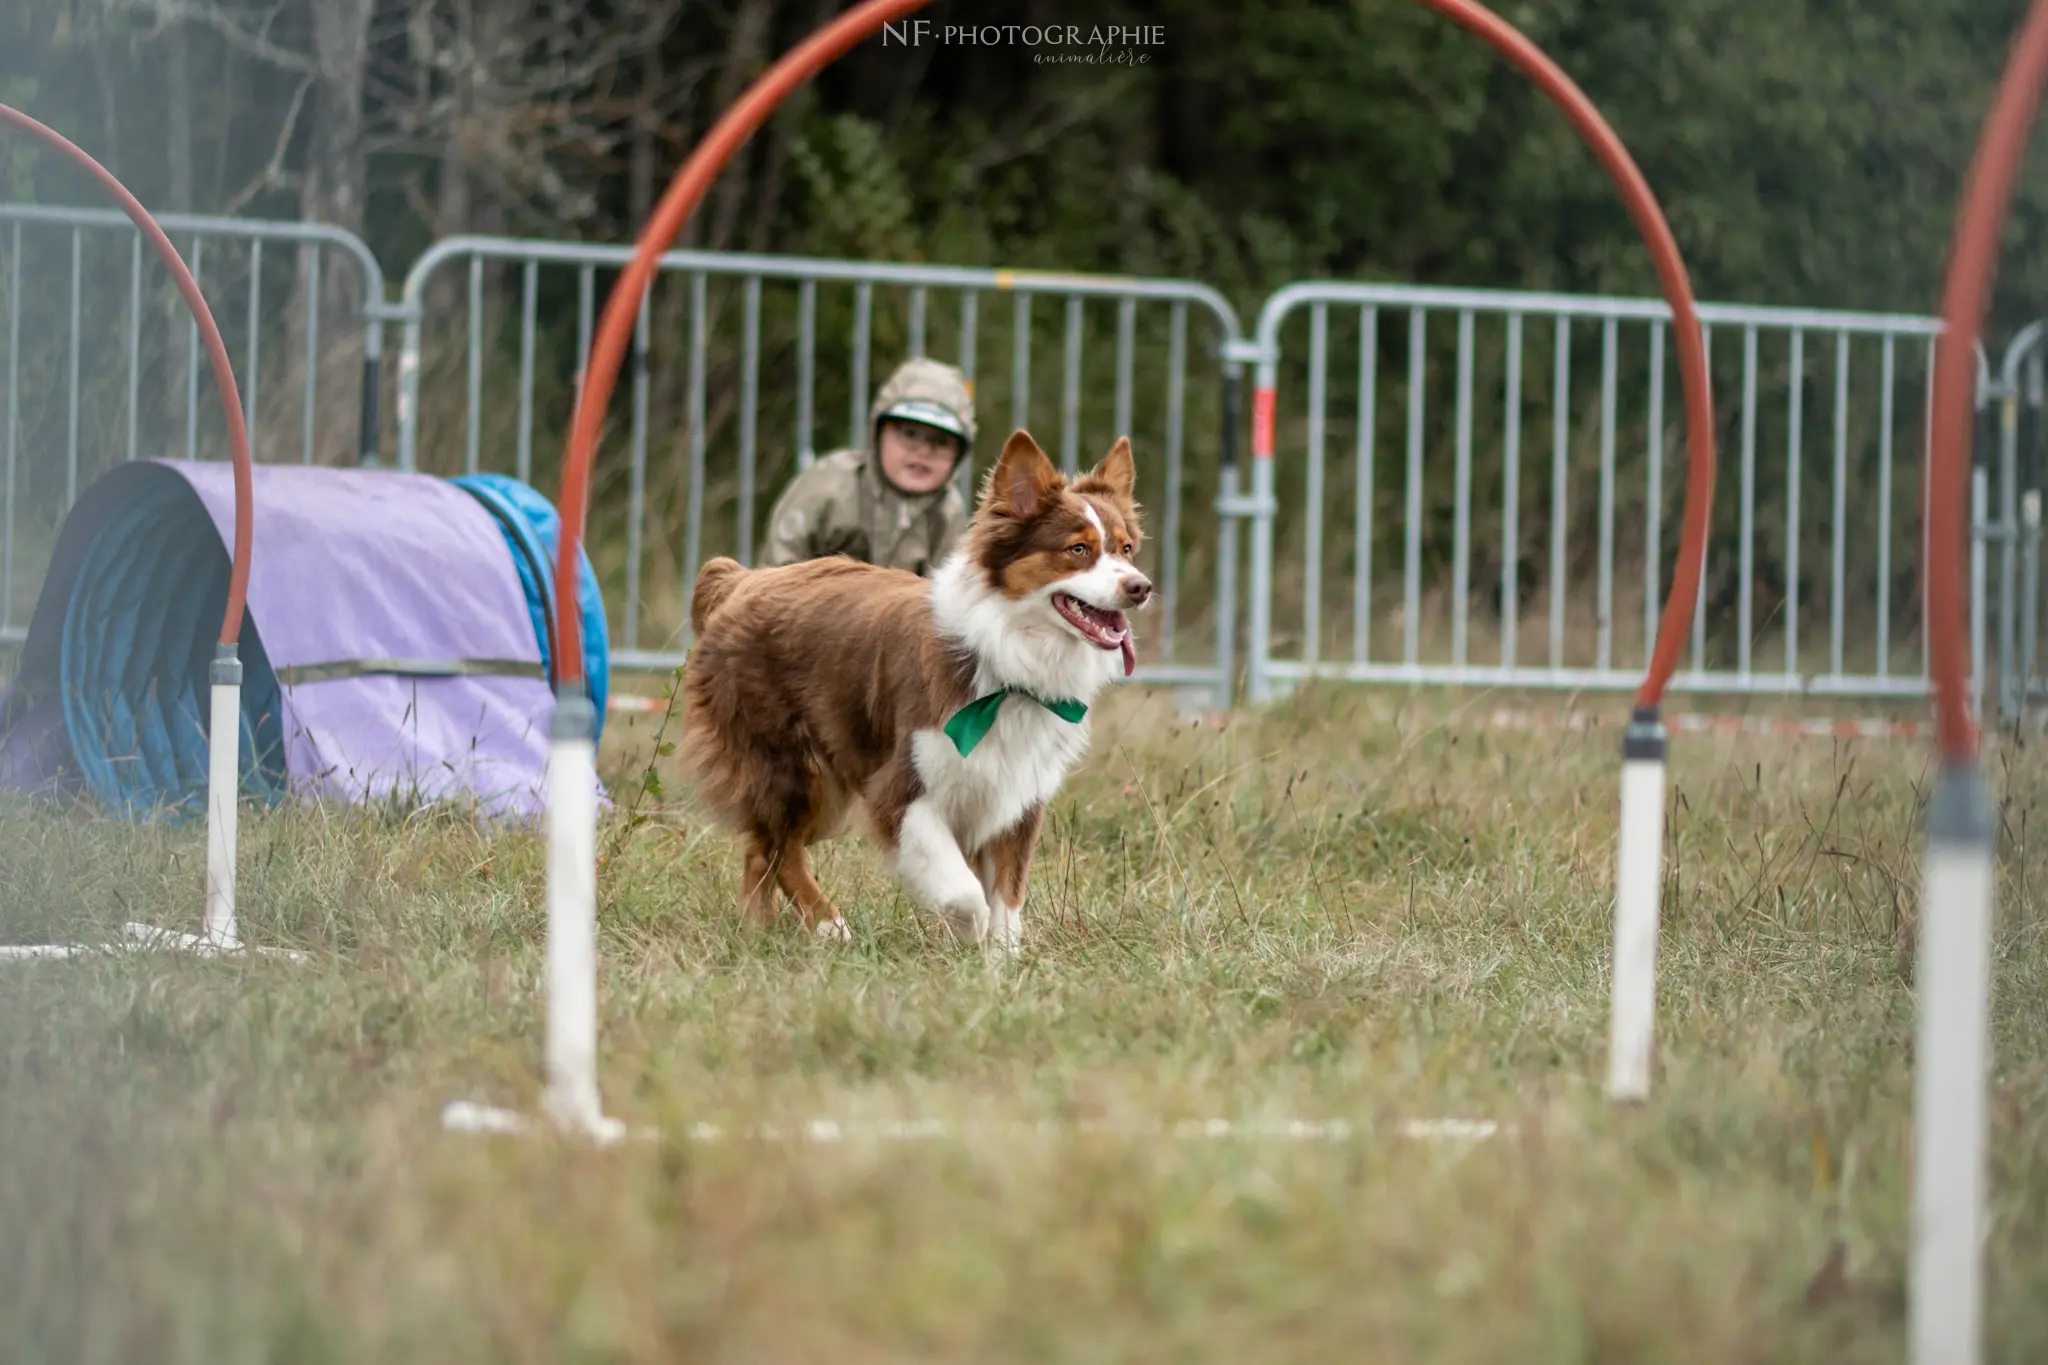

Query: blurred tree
left=4, top=0, right=2042, bottom=324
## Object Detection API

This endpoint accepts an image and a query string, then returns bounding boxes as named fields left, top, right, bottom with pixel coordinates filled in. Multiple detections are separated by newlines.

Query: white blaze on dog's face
left=962, top=431, right=1153, bottom=677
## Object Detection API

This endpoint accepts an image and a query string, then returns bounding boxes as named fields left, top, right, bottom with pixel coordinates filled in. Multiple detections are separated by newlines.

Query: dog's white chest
left=911, top=697, right=1089, bottom=853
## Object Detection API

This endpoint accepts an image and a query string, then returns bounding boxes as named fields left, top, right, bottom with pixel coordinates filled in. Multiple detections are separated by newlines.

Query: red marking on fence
left=1251, top=386, right=1276, bottom=461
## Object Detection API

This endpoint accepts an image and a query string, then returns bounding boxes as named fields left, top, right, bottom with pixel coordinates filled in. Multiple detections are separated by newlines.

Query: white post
left=1607, top=707, right=1669, bottom=1102
left=204, top=645, right=243, bottom=950
left=1913, top=763, right=1995, bottom=1365
left=543, top=689, right=612, bottom=1139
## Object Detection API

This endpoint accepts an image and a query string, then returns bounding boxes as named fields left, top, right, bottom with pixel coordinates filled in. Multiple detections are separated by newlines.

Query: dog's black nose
left=1122, top=574, right=1154, bottom=608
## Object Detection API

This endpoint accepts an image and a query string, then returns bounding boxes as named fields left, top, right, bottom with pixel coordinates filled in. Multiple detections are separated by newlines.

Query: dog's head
left=961, top=430, right=1152, bottom=677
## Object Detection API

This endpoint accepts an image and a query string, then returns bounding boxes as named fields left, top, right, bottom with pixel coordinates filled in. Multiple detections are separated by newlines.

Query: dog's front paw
left=813, top=915, right=852, bottom=943
left=933, top=892, right=992, bottom=944
left=986, top=900, right=1024, bottom=961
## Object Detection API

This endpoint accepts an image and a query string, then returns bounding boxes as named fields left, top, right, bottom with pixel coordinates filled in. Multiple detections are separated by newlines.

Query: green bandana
left=942, top=689, right=1088, bottom=757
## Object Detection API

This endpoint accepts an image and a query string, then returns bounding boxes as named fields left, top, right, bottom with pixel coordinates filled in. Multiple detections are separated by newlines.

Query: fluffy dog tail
left=690, top=556, right=748, bottom=635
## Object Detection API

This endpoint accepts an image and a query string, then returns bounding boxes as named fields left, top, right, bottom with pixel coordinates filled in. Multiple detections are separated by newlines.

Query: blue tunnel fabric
left=452, top=472, right=611, bottom=744
left=56, top=465, right=286, bottom=816
left=3, top=464, right=612, bottom=820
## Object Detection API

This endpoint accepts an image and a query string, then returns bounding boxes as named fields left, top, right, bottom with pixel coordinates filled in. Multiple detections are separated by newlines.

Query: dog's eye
left=1121, top=543, right=1134, bottom=558
left=1068, top=543, right=1090, bottom=557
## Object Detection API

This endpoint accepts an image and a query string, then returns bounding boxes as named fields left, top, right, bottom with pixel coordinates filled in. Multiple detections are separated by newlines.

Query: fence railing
left=392, top=235, right=1250, bottom=702
left=1985, top=318, right=2048, bottom=726
left=5, top=204, right=2038, bottom=722
left=1244, top=280, right=1996, bottom=707
left=0, top=204, right=388, bottom=641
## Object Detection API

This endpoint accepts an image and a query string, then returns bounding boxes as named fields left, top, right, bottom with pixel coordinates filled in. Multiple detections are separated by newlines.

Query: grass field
left=3, top=682, right=2045, bottom=1363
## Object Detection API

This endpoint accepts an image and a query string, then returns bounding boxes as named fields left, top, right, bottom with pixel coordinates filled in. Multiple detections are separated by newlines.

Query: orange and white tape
left=1476, top=706, right=1932, bottom=743
left=607, top=693, right=674, bottom=715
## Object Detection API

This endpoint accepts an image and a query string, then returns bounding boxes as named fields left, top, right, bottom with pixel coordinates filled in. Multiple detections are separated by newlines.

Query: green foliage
left=788, top=112, right=922, bottom=261
left=785, top=0, right=2048, bottom=327
left=603, top=664, right=687, bottom=866
left=8, top=0, right=2048, bottom=324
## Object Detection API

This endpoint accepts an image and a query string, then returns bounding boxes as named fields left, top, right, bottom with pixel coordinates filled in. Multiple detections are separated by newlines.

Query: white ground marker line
left=439, top=1101, right=1506, bottom=1146
left=0, top=922, right=307, bottom=962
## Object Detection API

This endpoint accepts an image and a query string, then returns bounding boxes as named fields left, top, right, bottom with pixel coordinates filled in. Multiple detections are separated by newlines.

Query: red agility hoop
left=0, top=104, right=255, bottom=647
left=1413, top=0, right=1715, bottom=709
left=1908, top=5, right=2048, bottom=1362
left=548, top=0, right=930, bottom=690
left=1925, top=1, right=2048, bottom=762
left=547, top=0, right=1715, bottom=709
left=0, top=102, right=269, bottom=955
left=512, top=0, right=1716, bottom=1137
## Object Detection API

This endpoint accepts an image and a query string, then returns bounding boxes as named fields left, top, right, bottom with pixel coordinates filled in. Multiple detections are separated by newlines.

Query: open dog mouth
left=1052, top=592, right=1137, bottom=676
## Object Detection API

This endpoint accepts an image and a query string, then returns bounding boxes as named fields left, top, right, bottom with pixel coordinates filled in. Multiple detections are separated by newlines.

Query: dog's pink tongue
left=1121, top=635, right=1136, bottom=677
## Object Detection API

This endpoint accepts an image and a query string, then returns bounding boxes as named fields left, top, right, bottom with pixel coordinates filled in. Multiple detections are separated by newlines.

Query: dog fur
left=679, top=429, right=1151, bottom=951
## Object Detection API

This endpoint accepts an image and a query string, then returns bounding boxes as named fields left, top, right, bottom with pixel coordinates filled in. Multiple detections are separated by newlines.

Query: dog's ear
left=982, top=430, right=1063, bottom=519
left=1073, top=436, right=1136, bottom=504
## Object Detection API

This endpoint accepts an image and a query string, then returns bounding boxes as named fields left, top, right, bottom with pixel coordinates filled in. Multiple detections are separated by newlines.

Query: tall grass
left=1, top=684, right=2044, bottom=1361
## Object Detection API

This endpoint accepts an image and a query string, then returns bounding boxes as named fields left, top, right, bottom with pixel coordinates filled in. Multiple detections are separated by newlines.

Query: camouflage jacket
left=760, top=359, right=974, bottom=577
left=759, top=449, right=967, bottom=577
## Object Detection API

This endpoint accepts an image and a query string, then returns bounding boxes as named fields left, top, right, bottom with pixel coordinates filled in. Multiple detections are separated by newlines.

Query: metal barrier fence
left=8, top=203, right=2039, bottom=720
left=1244, top=280, right=1995, bottom=706
left=0, top=204, right=388, bottom=641
left=1985, top=319, right=2048, bottom=726
left=393, top=236, right=1250, bottom=703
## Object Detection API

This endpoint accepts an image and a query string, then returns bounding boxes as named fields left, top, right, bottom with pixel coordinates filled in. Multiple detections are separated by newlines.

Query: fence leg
left=395, top=307, right=423, bottom=472
left=1212, top=367, right=1243, bottom=710
left=1215, top=471, right=1240, bottom=712
left=359, top=342, right=382, bottom=468
left=1245, top=456, right=1276, bottom=706
left=2000, top=393, right=2021, bottom=719
left=1973, top=465, right=1990, bottom=724
left=2025, top=490, right=2040, bottom=727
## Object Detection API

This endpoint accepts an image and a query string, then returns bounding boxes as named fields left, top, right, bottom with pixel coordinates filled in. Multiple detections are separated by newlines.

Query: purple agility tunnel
left=0, top=459, right=609, bottom=822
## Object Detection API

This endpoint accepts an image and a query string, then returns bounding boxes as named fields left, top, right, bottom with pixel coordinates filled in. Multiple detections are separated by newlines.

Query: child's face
left=877, top=419, right=962, bottom=494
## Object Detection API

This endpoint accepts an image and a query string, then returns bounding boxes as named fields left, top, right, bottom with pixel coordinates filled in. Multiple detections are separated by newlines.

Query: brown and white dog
left=679, top=429, right=1151, bottom=952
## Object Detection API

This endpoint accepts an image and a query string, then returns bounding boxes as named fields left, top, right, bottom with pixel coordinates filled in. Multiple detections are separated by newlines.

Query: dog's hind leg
left=741, top=836, right=779, bottom=926
left=770, top=840, right=850, bottom=942
left=732, top=753, right=831, bottom=932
